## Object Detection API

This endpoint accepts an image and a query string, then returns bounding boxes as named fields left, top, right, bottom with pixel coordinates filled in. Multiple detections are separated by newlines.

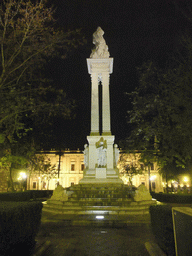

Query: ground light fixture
left=96, top=216, right=104, bottom=220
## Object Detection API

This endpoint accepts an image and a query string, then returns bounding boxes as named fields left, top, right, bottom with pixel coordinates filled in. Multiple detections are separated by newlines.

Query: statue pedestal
left=80, top=135, right=123, bottom=184
left=96, top=168, right=106, bottom=179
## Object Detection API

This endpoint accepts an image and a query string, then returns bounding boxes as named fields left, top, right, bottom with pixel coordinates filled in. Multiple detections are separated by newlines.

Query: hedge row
left=0, top=201, right=42, bottom=255
left=151, top=192, right=192, bottom=204
left=150, top=205, right=175, bottom=256
left=0, top=190, right=53, bottom=201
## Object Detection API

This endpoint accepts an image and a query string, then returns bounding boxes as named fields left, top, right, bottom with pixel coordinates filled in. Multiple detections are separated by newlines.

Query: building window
left=71, top=164, right=75, bottom=171
left=71, top=182, right=74, bottom=186
left=81, top=164, right=85, bottom=171
left=151, top=163, right=154, bottom=170
left=33, top=182, right=37, bottom=189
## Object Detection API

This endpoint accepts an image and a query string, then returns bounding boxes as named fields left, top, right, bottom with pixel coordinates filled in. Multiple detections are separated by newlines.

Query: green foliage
left=0, top=0, right=85, bottom=189
left=128, top=36, right=192, bottom=173
left=151, top=192, right=192, bottom=203
left=0, top=190, right=53, bottom=201
left=150, top=205, right=175, bottom=256
left=27, top=153, right=57, bottom=189
left=0, top=191, right=31, bottom=201
left=0, top=0, right=84, bottom=140
left=118, top=153, right=143, bottom=185
left=0, top=201, right=42, bottom=254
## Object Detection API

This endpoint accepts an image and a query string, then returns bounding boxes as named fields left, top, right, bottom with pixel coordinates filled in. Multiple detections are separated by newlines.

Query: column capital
left=87, top=58, right=113, bottom=74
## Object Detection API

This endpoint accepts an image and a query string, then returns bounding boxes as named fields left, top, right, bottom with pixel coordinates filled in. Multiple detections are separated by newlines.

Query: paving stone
left=34, top=211, right=163, bottom=255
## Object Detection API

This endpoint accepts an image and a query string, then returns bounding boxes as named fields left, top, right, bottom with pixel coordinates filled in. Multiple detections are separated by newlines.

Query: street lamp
left=18, top=172, right=27, bottom=190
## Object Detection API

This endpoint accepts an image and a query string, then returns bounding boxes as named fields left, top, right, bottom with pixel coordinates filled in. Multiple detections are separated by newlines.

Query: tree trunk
left=148, top=165, right=152, bottom=193
left=9, top=166, right=15, bottom=191
left=166, top=173, right=168, bottom=193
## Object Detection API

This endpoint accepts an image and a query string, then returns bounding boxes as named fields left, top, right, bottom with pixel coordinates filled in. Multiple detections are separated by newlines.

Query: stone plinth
left=43, top=184, right=156, bottom=216
left=80, top=135, right=123, bottom=184
left=96, top=168, right=106, bottom=179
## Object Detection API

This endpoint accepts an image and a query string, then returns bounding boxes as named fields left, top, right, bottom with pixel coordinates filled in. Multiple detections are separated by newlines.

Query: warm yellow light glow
left=150, top=175, right=156, bottom=181
left=19, top=172, right=27, bottom=179
left=183, top=177, right=189, bottom=182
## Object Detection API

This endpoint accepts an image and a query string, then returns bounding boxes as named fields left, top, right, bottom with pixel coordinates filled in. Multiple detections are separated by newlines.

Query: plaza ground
left=33, top=211, right=164, bottom=256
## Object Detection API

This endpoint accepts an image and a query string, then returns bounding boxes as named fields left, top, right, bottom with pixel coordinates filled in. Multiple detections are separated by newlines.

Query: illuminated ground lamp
left=96, top=216, right=104, bottom=220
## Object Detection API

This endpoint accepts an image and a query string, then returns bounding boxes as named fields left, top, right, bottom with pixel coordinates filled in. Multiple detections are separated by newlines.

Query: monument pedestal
left=80, top=135, right=123, bottom=184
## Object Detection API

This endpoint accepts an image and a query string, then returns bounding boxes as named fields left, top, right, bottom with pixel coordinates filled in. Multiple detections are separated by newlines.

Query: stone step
left=41, top=212, right=151, bottom=226
left=43, top=203, right=151, bottom=215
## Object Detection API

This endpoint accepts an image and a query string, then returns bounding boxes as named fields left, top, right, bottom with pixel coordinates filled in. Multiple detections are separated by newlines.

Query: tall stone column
left=80, top=27, right=123, bottom=184
left=90, top=73, right=99, bottom=136
left=102, top=72, right=111, bottom=135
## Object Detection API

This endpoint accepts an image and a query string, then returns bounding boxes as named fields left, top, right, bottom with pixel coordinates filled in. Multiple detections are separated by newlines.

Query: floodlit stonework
left=28, top=27, right=163, bottom=193
left=28, top=149, right=84, bottom=190
left=79, top=27, right=123, bottom=184
left=28, top=150, right=163, bottom=192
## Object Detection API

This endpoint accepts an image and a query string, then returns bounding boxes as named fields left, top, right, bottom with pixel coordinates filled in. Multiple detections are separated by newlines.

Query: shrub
left=150, top=205, right=175, bottom=256
left=0, top=191, right=31, bottom=201
left=0, top=201, right=42, bottom=255
left=0, top=190, right=53, bottom=201
left=151, top=192, right=192, bottom=204
left=30, top=190, right=53, bottom=200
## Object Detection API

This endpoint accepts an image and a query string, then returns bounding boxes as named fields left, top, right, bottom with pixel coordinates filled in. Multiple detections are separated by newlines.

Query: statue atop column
left=90, top=27, right=110, bottom=59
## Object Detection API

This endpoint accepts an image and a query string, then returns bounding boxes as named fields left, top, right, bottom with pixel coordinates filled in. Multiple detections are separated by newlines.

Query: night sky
left=43, top=0, right=192, bottom=150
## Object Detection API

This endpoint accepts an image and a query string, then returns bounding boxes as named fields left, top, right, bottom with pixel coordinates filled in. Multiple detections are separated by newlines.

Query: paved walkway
left=34, top=212, right=162, bottom=256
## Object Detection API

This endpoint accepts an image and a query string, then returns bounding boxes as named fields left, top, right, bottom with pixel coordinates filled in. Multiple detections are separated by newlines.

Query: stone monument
left=43, top=28, right=156, bottom=217
left=80, top=27, right=123, bottom=184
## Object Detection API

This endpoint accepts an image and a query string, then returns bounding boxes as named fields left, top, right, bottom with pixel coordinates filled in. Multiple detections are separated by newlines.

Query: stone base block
left=79, top=178, right=123, bottom=184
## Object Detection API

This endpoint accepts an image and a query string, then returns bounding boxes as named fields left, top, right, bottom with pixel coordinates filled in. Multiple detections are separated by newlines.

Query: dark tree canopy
left=0, top=0, right=85, bottom=190
left=127, top=35, right=192, bottom=171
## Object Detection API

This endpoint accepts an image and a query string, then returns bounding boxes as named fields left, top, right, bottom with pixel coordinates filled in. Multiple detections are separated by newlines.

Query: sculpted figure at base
left=90, top=27, right=110, bottom=59
left=134, top=184, right=152, bottom=201
left=83, top=144, right=89, bottom=168
left=96, top=142, right=107, bottom=167
left=49, top=184, right=68, bottom=202
left=114, top=144, right=120, bottom=167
